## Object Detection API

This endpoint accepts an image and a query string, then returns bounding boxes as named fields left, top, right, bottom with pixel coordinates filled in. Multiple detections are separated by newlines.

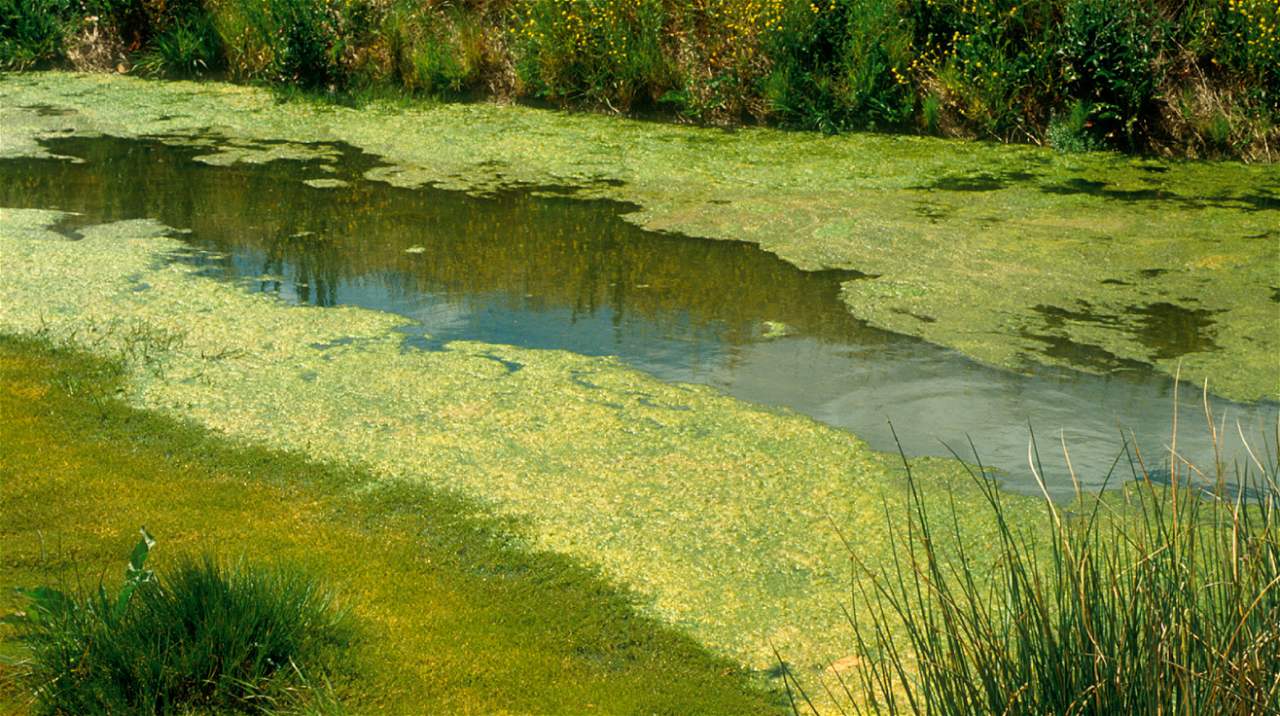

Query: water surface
left=1, top=133, right=1274, bottom=500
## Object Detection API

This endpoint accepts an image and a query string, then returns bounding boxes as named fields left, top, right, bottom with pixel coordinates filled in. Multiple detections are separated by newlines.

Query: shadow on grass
left=0, top=331, right=787, bottom=715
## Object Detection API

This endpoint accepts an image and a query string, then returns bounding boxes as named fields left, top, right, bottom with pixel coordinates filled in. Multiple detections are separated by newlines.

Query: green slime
left=0, top=72, right=1274, bottom=707
left=0, top=209, right=1048, bottom=705
left=2, top=72, right=1274, bottom=401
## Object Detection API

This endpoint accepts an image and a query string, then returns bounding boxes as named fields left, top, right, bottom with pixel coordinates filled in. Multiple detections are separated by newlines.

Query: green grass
left=7, top=536, right=354, bottom=715
left=0, top=331, right=787, bottom=715
left=825, top=427, right=1280, bottom=715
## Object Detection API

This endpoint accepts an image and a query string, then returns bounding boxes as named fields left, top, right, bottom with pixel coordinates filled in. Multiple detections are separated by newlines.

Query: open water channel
left=2, top=131, right=1275, bottom=501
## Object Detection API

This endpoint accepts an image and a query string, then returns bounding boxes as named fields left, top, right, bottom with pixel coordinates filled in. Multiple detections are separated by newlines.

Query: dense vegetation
left=829, top=436, right=1280, bottom=715
left=1, top=0, right=1276, bottom=158
left=6, top=530, right=355, bottom=715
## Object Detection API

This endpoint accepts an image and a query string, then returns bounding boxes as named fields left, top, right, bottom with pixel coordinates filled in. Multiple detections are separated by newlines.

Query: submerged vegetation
left=1, top=0, right=1277, bottom=158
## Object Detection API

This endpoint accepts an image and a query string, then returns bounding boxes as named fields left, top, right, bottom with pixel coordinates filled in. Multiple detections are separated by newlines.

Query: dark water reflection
left=1, top=134, right=1275, bottom=501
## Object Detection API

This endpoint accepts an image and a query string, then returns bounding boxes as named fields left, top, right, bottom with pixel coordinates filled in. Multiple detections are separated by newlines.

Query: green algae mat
left=0, top=72, right=1275, bottom=709
left=2, top=72, right=1274, bottom=402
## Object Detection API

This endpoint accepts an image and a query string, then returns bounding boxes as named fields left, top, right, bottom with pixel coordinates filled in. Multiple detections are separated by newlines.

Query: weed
left=0, top=0, right=77, bottom=69
left=764, top=0, right=914, bottom=133
left=833, top=407, right=1280, bottom=715
left=514, top=0, right=676, bottom=111
left=1046, top=99, right=1101, bottom=152
left=1057, top=0, right=1165, bottom=149
left=4, top=528, right=354, bottom=716
left=136, top=18, right=223, bottom=78
left=2, top=0, right=1273, bottom=153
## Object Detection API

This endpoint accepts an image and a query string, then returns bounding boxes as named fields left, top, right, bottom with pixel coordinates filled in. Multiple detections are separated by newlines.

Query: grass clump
left=827, top=419, right=1280, bottom=715
left=6, top=528, right=353, bottom=715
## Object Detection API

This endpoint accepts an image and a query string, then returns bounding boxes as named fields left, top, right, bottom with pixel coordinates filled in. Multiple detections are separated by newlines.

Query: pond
left=1, top=131, right=1273, bottom=501
left=4, top=75, right=1280, bottom=704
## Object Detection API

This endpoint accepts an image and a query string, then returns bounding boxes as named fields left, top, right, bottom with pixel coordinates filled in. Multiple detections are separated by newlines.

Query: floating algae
left=1, top=72, right=1276, bottom=707
left=0, top=73, right=1274, bottom=401
left=1, top=209, right=1053, bottom=708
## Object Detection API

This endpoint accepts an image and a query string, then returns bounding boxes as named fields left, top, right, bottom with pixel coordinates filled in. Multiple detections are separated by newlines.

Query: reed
left=823, top=400, right=1280, bottom=715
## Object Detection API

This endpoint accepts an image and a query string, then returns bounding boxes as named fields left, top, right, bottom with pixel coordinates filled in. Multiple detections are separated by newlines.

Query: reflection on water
left=1, top=134, right=1274, bottom=500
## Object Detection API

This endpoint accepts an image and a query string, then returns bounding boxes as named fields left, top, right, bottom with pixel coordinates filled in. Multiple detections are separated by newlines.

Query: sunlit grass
left=0, top=332, right=786, bottom=715
left=820, top=420, right=1280, bottom=715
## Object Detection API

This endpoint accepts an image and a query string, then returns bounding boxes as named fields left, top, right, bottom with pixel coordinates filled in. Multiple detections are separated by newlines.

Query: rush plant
left=828, top=414, right=1280, bottom=715
left=4, top=528, right=355, bottom=716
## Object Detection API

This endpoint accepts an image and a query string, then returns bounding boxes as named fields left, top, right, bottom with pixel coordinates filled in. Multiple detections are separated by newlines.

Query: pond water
left=1, top=133, right=1275, bottom=501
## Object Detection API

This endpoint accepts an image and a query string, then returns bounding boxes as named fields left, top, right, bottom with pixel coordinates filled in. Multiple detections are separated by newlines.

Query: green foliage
left=271, top=0, right=341, bottom=89
left=0, top=0, right=77, bottom=69
left=906, top=0, right=1060, bottom=140
left=1046, top=98, right=1101, bottom=152
left=376, top=3, right=476, bottom=97
left=1, top=0, right=1276, bottom=154
left=1193, top=0, right=1280, bottom=109
left=5, top=528, right=354, bottom=716
left=515, top=0, right=677, bottom=111
left=764, top=0, right=915, bottom=133
left=835, top=430, right=1280, bottom=715
left=1056, top=0, right=1164, bottom=149
left=137, top=17, right=224, bottom=78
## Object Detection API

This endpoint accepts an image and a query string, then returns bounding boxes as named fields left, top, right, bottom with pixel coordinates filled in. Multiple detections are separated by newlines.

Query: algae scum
left=1, top=74, right=1277, bottom=702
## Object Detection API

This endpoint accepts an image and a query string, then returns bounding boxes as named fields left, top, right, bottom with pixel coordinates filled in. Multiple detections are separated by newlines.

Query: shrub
left=136, top=17, right=224, bottom=78
left=272, top=0, right=342, bottom=89
left=763, top=0, right=915, bottom=133
left=4, top=528, right=355, bottom=716
left=906, top=0, right=1060, bottom=141
left=0, top=0, right=78, bottom=69
left=1056, top=0, right=1165, bottom=149
left=1195, top=0, right=1280, bottom=110
left=514, top=0, right=677, bottom=111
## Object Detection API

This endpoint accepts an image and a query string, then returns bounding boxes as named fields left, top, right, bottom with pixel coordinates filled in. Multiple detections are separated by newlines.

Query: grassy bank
left=0, top=331, right=786, bottom=715
left=1, top=0, right=1276, bottom=159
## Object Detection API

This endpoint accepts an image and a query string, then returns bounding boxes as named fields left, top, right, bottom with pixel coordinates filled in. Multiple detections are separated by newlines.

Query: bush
left=0, top=0, right=78, bottom=69
left=763, top=0, right=915, bottom=133
left=1056, top=0, right=1165, bottom=149
left=5, top=528, right=355, bottom=715
left=515, top=0, right=677, bottom=111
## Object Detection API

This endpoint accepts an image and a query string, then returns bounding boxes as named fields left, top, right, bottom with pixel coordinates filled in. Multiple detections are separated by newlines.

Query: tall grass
left=821, top=400, right=1280, bottom=715
left=5, top=529, right=355, bottom=715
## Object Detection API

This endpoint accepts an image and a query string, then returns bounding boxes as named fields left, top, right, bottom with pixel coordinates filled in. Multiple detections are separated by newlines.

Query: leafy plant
left=514, top=0, right=676, bottom=111
left=272, top=0, right=341, bottom=89
left=4, top=527, right=355, bottom=715
left=1057, top=0, right=1164, bottom=149
left=1046, top=98, right=1101, bottom=152
left=137, top=16, right=224, bottom=78
left=0, top=0, right=77, bottom=69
